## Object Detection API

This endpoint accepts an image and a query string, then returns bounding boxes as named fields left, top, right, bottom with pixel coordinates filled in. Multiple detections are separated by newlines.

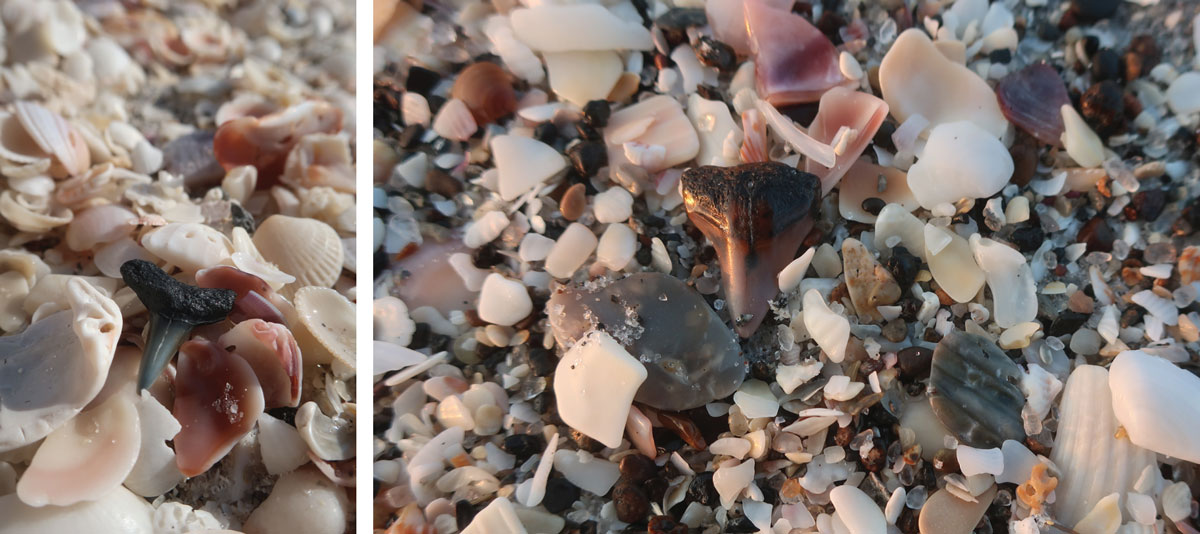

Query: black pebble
left=988, top=49, right=1012, bottom=64
left=526, top=347, right=556, bottom=376
left=455, top=500, right=477, bottom=530
left=1091, top=48, right=1120, bottom=81
left=724, top=516, right=759, bottom=533
left=404, top=66, right=440, bottom=96
left=612, top=480, right=650, bottom=523
left=873, top=121, right=897, bottom=152
left=582, top=100, right=611, bottom=129
left=1127, top=189, right=1166, bottom=222
left=230, top=202, right=255, bottom=234
left=619, top=454, right=657, bottom=483
left=567, top=142, right=608, bottom=178
left=1010, top=225, right=1046, bottom=253
left=542, top=477, right=580, bottom=513
left=575, top=121, right=601, bottom=141
left=885, top=246, right=921, bottom=289
left=861, top=197, right=886, bottom=216
left=897, top=346, right=933, bottom=381
left=1072, top=0, right=1120, bottom=20
left=1077, top=217, right=1115, bottom=252
left=695, top=36, right=736, bottom=72
left=500, top=433, right=544, bottom=462
left=533, top=122, right=558, bottom=145
left=1048, top=310, right=1089, bottom=336
left=1080, top=80, right=1126, bottom=136
left=686, top=472, right=719, bottom=506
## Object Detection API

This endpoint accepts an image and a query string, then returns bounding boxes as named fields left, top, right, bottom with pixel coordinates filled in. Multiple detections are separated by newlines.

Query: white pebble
left=1110, top=350, right=1200, bottom=464
left=710, top=437, right=752, bottom=460
left=956, top=445, right=1004, bottom=477
left=733, top=380, right=779, bottom=419
left=464, top=211, right=510, bottom=248
left=906, top=121, right=1013, bottom=209
left=1166, top=71, right=1200, bottom=116
left=778, top=247, right=816, bottom=294
left=830, top=485, right=887, bottom=534
left=713, top=459, right=755, bottom=509
left=839, top=51, right=863, bottom=80
left=518, top=233, right=555, bottom=262
left=595, top=223, right=636, bottom=271
left=1162, top=482, right=1192, bottom=522
left=477, top=274, right=532, bottom=326
left=544, top=223, right=598, bottom=278
left=1126, top=492, right=1156, bottom=525
left=593, top=187, right=633, bottom=224
left=553, top=330, right=647, bottom=448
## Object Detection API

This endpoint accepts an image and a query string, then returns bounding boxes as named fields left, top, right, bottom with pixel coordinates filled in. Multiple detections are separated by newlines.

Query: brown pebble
left=1067, top=290, right=1095, bottom=314
left=560, top=183, right=586, bottom=221
left=612, top=480, right=650, bottom=523
left=425, top=168, right=464, bottom=197
left=659, top=411, right=707, bottom=450
left=1123, top=35, right=1159, bottom=81
left=780, top=477, right=805, bottom=501
left=897, top=346, right=933, bottom=380
left=932, top=448, right=959, bottom=472
left=619, top=453, right=657, bottom=483
left=882, top=318, right=908, bottom=342
left=1120, top=266, right=1143, bottom=287
left=1008, top=131, right=1038, bottom=187
left=449, top=62, right=517, bottom=125
left=1076, top=216, right=1115, bottom=252
left=607, top=72, right=640, bottom=103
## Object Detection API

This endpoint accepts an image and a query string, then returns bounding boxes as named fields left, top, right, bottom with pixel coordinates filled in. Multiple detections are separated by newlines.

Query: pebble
left=544, top=223, right=598, bottom=279
left=491, top=135, right=567, bottom=201
left=477, top=274, right=532, bottom=326
left=618, top=453, right=656, bottom=483
left=463, top=211, right=510, bottom=249
left=1123, top=35, right=1159, bottom=81
left=553, top=330, right=647, bottom=448
left=567, top=142, right=608, bottom=178
left=929, top=331, right=1026, bottom=448
left=712, top=459, right=754, bottom=509
left=1162, top=482, right=1192, bottom=522
left=1076, top=217, right=1115, bottom=252
left=1070, top=0, right=1119, bottom=19
left=925, top=225, right=985, bottom=303
left=595, top=223, right=636, bottom=271
left=509, top=4, right=653, bottom=52
left=830, top=485, right=887, bottom=534
left=612, top=480, right=650, bottom=523
left=559, top=184, right=586, bottom=221
left=1109, top=350, right=1200, bottom=464
left=918, top=485, right=996, bottom=534
left=1080, top=81, right=1125, bottom=136
left=695, top=36, right=736, bottom=72
left=582, top=100, right=610, bottom=129
left=709, top=437, right=752, bottom=460
left=552, top=450, right=620, bottom=495
left=842, top=237, right=901, bottom=321
left=955, top=445, right=1004, bottom=477
left=1074, top=494, right=1121, bottom=534
left=906, top=121, right=1013, bottom=209
left=518, top=233, right=555, bottom=263
left=732, top=380, right=779, bottom=419
left=593, top=187, right=633, bottom=224
left=1166, top=72, right=1200, bottom=117
left=1060, top=104, right=1105, bottom=168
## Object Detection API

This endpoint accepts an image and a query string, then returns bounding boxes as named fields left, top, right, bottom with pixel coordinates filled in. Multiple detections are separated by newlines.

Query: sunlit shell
left=141, top=222, right=233, bottom=273
left=450, top=62, right=518, bottom=125
left=22, top=274, right=119, bottom=320
left=0, top=111, right=50, bottom=165
left=172, top=339, right=264, bottom=478
left=281, top=133, right=355, bottom=193
left=0, top=190, right=73, bottom=233
left=218, top=319, right=303, bottom=408
left=221, top=165, right=257, bottom=204
left=39, top=1, right=87, bottom=56
left=65, top=204, right=138, bottom=251
left=739, top=109, right=768, bottom=163
left=0, top=278, right=121, bottom=452
left=253, top=215, right=343, bottom=295
left=14, top=101, right=90, bottom=177
left=214, top=93, right=277, bottom=126
left=1180, top=246, right=1200, bottom=285
left=16, top=388, right=140, bottom=507
left=228, top=226, right=296, bottom=292
left=95, top=237, right=158, bottom=279
left=213, top=101, right=342, bottom=183
left=0, top=485, right=152, bottom=533
left=431, top=98, right=478, bottom=141
left=291, top=286, right=355, bottom=372
left=55, top=163, right=153, bottom=208
left=196, top=264, right=290, bottom=324
left=295, top=401, right=353, bottom=461
left=258, top=412, right=310, bottom=476
left=124, top=390, right=183, bottom=498
left=0, top=250, right=49, bottom=333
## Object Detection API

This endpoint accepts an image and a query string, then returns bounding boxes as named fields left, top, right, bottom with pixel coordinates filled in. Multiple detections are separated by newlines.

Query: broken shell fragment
left=213, top=101, right=343, bottom=183
left=994, top=63, right=1070, bottom=146
left=928, top=330, right=1026, bottom=448
left=253, top=215, right=344, bottom=296
left=745, top=0, right=848, bottom=106
left=120, top=260, right=236, bottom=391
left=681, top=162, right=821, bottom=337
left=290, top=286, right=355, bottom=371
left=838, top=163, right=917, bottom=223
left=450, top=62, right=517, bottom=125
left=242, top=467, right=350, bottom=534
left=509, top=4, right=653, bottom=52
left=172, top=339, right=265, bottom=478
left=842, top=238, right=901, bottom=322
left=491, top=135, right=567, bottom=201
left=0, top=278, right=121, bottom=452
left=141, top=222, right=233, bottom=274
left=547, top=272, right=745, bottom=411
left=218, top=319, right=303, bottom=408
left=16, top=389, right=140, bottom=507
left=906, top=121, right=1013, bottom=210
left=295, top=401, right=354, bottom=462
left=544, top=51, right=621, bottom=107
left=803, top=289, right=850, bottom=363
left=196, top=265, right=288, bottom=325
left=1109, top=350, right=1200, bottom=464
left=553, top=330, right=647, bottom=448
left=0, top=486, right=152, bottom=534
left=12, top=101, right=90, bottom=177
left=805, top=87, right=889, bottom=195
left=604, top=95, right=699, bottom=174
left=123, top=392, right=183, bottom=498
left=969, top=235, right=1036, bottom=328
left=925, top=224, right=985, bottom=303
left=65, top=204, right=138, bottom=252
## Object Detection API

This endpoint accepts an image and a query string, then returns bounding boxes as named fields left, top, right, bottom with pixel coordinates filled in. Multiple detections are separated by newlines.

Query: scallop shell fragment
left=12, top=101, right=90, bottom=177
left=291, top=287, right=356, bottom=372
left=253, top=215, right=343, bottom=296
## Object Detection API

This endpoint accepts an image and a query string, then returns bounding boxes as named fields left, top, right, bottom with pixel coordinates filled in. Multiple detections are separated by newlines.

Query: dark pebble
left=644, top=475, right=670, bottom=502
left=404, top=66, right=441, bottom=96
left=1008, top=131, right=1038, bottom=187
left=724, top=516, right=759, bottom=533
left=542, top=477, right=581, bottom=513
left=885, top=245, right=921, bottom=289
left=526, top=347, right=556, bottom=376
left=695, top=36, right=736, bottom=72
left=1010, top=225, right=1046, bottom=253
left=897, top=346, right=933, bottom=381
left=652, top=427, right=684, bottom=455
left=1080, top=35, right=1101, bottom=60
left=1071, top=0, right=1120, bottom=20
left=816, top=10, right=846, bottom=44
left=988, top=48, right=1012, bottom=64
left=647, top=515, right=687, bottom=534
left=575, top=121, right=601, bottom=141
left=1037, top=21, right=1061, bottom=42
left=654, top=7, right=707, bottom=33
left=1077, top=216, right=1115, bottom=252
left=455, top=500, right=477, bottom=529
left=397, top=123, right=425, bottom=149
left=1080, top=80, right=1125, bottom=136
left=686, top=472, right=719, bottom=506
left=862, top=197, right=886, bottom=216
left=695, top=83, right=724, bottom=102
left=500, top=433, right=544, bottom=462
left=533, top=122, right=558, bottom=145
left=1048, top=310, right=1089, bottom=336
left=873, top=120, right=897, bottom=152
left=425, top=168, right=464, bottom=198
left=1126, top=189, right=1166, bottom=222
left=570, top=428, right=607, bottom=453
left=635, top=243, right=653, bottom=266
left=1090, top=48, right=1120, bottom=81
left=471, top=244, right=504, bottom=269
left=229, top=202, right=255, bottom=234
left=582, top=99, right=611, bottom=129
left=612, top=480, right=650, bottom=523
left=619, top=453, right=657, bottom=483
left=1123, top=35, right=1159, bottom=81
left=862, top=443, right=887, bottom=472
left=567, top=141, right=608, bottom=177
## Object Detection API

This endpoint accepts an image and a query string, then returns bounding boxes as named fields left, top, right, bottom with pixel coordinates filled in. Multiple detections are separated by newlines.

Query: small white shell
left=0, top=485, right=152, bottom=533
left=65, top=204, right=138, bottom=251
left=257, top=413, right=311, bottom=476
left=141, top=222, right=233, bottom=273
left=374, top=296, right=415, bottom=346
left=291, top=287, right=355, bottom=372
left=123, top=391, right=183, bottom=498
left=221, top=165, right=257, bottom=204
left=295, top=401, right=353, bottom=462
left=230, top=226, right=295, bottom=291
left=94, top=237, right=158, bottom=279
left=802, top=289, right=849, bottom=363
left=0, top=190, right=72, bottom=233
left=1162, top=482, right=1192, bottom=522
left=401, top=92, right=431, bottom=127
left=241, top=467, right=349, bottom=534
left=281, top=133, right=354, bottom=193
left=431, top=98, right=478, bottom=141
left=253, top=215, right=343, bottom=296
left=14, top=101, right=89, bottom=176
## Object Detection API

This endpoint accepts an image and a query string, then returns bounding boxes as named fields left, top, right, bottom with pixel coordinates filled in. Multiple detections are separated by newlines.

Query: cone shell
left=252, top=215, right=343, bottom=296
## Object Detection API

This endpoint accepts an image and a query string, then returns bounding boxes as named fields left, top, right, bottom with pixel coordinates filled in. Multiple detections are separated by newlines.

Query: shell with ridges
left=252, top=215, right=343, bottom=296
left=14, top=101, right=90, bottom=177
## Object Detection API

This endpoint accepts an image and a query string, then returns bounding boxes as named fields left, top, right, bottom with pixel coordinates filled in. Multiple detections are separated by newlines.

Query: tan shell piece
left=919, top=484, right=997, bottom=534
left=253, top=215, right=343, bottom=296
left=291, top=287, right=355, bottom=372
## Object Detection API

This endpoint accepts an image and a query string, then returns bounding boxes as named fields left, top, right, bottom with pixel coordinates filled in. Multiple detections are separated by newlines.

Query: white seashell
left=461, top=497, right=525, bottom=534
left=282, top=133, right=355, bottom=193
left=39, top=1, right=86, bottom=56
left=242, top=467, right=349, bottom=534
left=873, top=203, right=926, bottom=258
left=554, top=330, right=647, bottom=448
left=291, top=287, right=355, bottom=373
left=253, top=215, right=343, bottom=295
left=1130, top=290, right=1178, bottom=326
left=544, top=222, right=598, bottom=279
left=65, top=204, right=137, bottom=251
left=141, top=222, right=232, bottom=274
left=7, top=173, right=54, bottom=196
left=739, top=108, right=768, bottom=164
left=1097, top=305, right=1120, bottom=344
left=92, top=238, right=154, bottom=279
left=1050, top=365, right=1156, bottom=525
left=230, top=226, right=295, bottom=291
left=969, top=235, right=1036, bottom=328
left=688, top=93, right=741, bottom=167
left=0, top=190, right=72, bottom=233
left=257, top=412, right=311, bottom=476
left=490, top=134, right=567, bottom=201
left=464, top=210, right=510, bottom=248
left=1073, top=493, right=1121, bottom=534
left=802, top=289, right=849, bottom=362
left=595, top=223, right=636, bottom=271
left=123, top=391, right=183, bottom=498
left=1110, top=350, right=1200, bottom=464
left=483, top=15, right=544, bottom=84
left=552, top=449, right=620, bottom=496
left=221, top=165, right=257, bottom=204
left=925, top=225, right=985, bottom=303
left=86, top=37, right=142, bottom=93
left=14, top=101, right=89, bottom=176
left=830, top=485, right=887, bottom=534
left=295, top=402, right=353, bottom=462
left=756, top=98, right=836, bottom=168
left=0, top=278, right=120, bottom=452
left=714, top=459, right=755, bottom=509
left=374, top=296, right=416, bottom=346
left=1061, top=104, right=1105, bottom=168
left=16, top=388, right=140, bottom=507
left=0, top=485, right=152, bottom=534
left=431, top=98, right=477, bottom=142
left=606, top=95, right=700, bottom=173
left=509, top=4, right=653, bottom=52
left=544, top=51, right=622, bottom=106
left=1162, top=482, right=1192, bottom=522
left=907, top=121, right=1013, bottom=209
left=401, top=92, right=431, bottom=127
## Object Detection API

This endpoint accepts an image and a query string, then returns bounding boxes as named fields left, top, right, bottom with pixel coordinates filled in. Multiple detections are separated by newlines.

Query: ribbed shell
left=252, top=215, right=343, bottom=296
left=1049, top=365, right=1155, bottom=526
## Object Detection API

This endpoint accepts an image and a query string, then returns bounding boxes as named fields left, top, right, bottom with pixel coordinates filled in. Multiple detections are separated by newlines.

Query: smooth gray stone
left=547, top=272, right=746, bottom=411
left=928, top=330, right=1026, bottom=448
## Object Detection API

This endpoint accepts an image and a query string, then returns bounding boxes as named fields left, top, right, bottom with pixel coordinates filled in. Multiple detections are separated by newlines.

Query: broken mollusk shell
left=744, top=0, right=848, bottom=106
left=140, top=222, right=233, bottom=274
left=681, top=162, right=821, bottom=337
left=252, top=215, right=344, bottom=297
left=172, top=339, right=265, bottom=478
left=290, top=286, right=356, bottom=373
left=213, top=100, right=343, bottom=184
left=805, top=87, right=889, bottom=195
left=218, top=319, right=303, bottom=409
left=295, top=401, right=354, bottom=462
left=196, top=265, right=288, bottom=325
left=994, top=62, right=1070, bottom=146
left=12, top=101, right=91, bottom=177
left=928, top=330, right=1026, bottom=448
left=450, top=61, right=517, bottom=125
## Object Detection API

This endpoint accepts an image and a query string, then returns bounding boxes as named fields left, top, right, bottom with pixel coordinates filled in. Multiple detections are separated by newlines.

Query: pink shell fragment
left=745, top=0, right=849, bottom=106
left=218, top=319, right=303, bottom=409
left=173, top=339, right=264, bottom=477
left=196, top=265, right=288, bottom=325
left=995, top=63, right=1070, bottom=146
left=707, top=0, right=794, bottom=56
left=805, top=87, right=889, bottom=195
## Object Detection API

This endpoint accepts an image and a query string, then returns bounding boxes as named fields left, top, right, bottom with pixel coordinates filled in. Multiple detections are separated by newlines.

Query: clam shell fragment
left=253, top=215, right=344, bottom=296
left=172, top=339, right=265, bottom=478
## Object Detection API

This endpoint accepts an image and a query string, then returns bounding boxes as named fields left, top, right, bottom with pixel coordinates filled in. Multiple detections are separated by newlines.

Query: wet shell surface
left=252, top=215, right=344, bottom=296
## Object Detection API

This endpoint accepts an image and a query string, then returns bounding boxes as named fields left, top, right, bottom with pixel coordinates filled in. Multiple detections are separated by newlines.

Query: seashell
left=95, top=237, right=158, bottom=279
left=1109, top=351, right=1200, bottom=464
left=688, top=93, right=741, bottom=167
left=86, top=36, right=143, bottom=94
left=490, top=134, right=567, bottom=201
left=926, top=224, right=985, bottom=303
left=252, top=215, right=343, bottom=295
left=0, top=278, right=121, bottom=452
left=509, top=4, right=653, bottom=52
left=228, top=226, right=295, bottom=292
left=290, top=287, right=355, bottom=371
left=400, top=92, right=431, bottom=127
left=1050, top=364, right=1156, bottom=525
left=482, top=15, right=544, bottom=84
left=838, top=163, right=917, bottom=224
left=213, top=101, right=343, bottom=183
left=0, top=190, right=72, bottom=233
left=756, top=98, right=836, bottom=167
left=929, top=330, right=1026, bottom=449
left=172, top=339, right=264, bottom=478
left=257, top=412, right=310, bottom=476
left=605, top=95, right=699, bottom=174
left=241, top=468, right=349, bottom=534
left=281, top=133, right=354, bottom=193
left=431, top=99, right=478, bottom=142
left=141, top=222, right=233, bottom=273
left=919, top=485, right=998, bottom=534
left=830, top=485, right=887, bottom=534
left=746, top=0, right=850, bottom=106
left=450, top=62, right=518, bottom=125
left=218, top=319, right=302, bottom=409
left=739, top=109, right=768, bottom=163
left=295, top=401, right=353, bottom=461
left=995, top=63, right=1070, bottom=146
left=22, top=275, right=118, bottom=319
left=805, top=87, right=889, bottom=195
left=969, top=235, right=1036, bottom=328
left=0, top=485, right=152, bottom=534
left=221, top=165, right=257, bottom=203
left=908, top=121, right=1014, bottom=209
left=215, top=94, right=277, bottom=126
left=706, top=0, right=792, bottom=55
left=14, top=101, right=90, bottom=177
left=196, top=264, right=290, bottom=325
left=6, top=172, right=54, bottom=196
left=544, top=51, right=622, bottom=107
left=65, top=204, right=138, bottom=251
left=803, top=289, right=850, bottom=363
left=1130, top=289, right=1178, bottom=326
left=1060, top=105, right=1104, bottom=168
left=374, top=296, right=416, bottom=346
left=0, top=250, right=48, bottom=333
left=16, top=388, right=140, bottom=507
left=124, top=391, right=184, bottom=498
left=1180, top=246, right=1200, bottom=285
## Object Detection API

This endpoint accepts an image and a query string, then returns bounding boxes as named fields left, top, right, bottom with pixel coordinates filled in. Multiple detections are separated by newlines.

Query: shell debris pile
left=377, top=0, right=1200, bottom=534
left=0, top=1, right=355, bottom=533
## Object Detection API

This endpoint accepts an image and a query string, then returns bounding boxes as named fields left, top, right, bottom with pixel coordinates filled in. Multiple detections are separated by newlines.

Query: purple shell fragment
left=995, top=63, right=1070, bottom=146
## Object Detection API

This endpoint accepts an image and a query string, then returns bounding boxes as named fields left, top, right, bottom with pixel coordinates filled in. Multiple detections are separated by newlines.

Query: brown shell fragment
left=681, top=162, right=821, bottom=337
left=172, top=339, right=264, bottom=477
left=843, top=237, right=900, bottom=322
left=995, top=63, right=1070, bottom=146
left=195, top=265, right=288, bottom=325
left=213, top=101, right=343, bottom=186
left=450, top=62, right=518, bottom=125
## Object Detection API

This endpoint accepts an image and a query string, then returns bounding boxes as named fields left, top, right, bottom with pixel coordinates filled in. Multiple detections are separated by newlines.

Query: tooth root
left=681, top=162, right=821, bottom=337
left=137, top=315, right=195, bottom=391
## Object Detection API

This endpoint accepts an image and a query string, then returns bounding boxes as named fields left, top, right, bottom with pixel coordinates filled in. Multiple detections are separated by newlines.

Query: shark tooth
left=681, top=162, right=821, bottom=337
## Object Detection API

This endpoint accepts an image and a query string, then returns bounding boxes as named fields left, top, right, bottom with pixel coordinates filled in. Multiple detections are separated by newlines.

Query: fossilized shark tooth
left=681, top=162, right=821, bottom=337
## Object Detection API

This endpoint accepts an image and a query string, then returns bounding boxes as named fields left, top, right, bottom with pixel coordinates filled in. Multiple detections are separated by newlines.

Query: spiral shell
left=450, top=62, right=517, bottom=125
left=252, top=215, right=343, bottom=296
